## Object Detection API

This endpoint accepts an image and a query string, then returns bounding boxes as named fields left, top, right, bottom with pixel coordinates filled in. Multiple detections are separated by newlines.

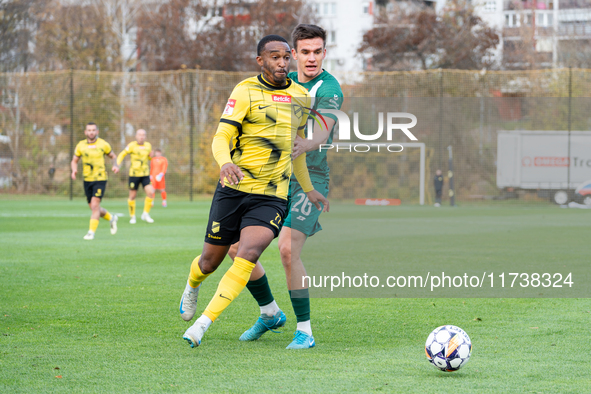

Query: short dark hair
left=291, top=24, right=326, bottom=51
left=154, top=148, right=162, bottom=153
left=257, top=35, right=289, bottom=56
left=86, top=122, right=98, bottom=129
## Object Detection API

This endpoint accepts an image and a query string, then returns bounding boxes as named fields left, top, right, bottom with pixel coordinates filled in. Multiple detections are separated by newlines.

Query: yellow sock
left=128, top=200, right=136, bottom=217
left=144, top=197, right=153, bottom=213
left=203, top=257, right=255, bottom=322
left=188, top=255, right=212, bottom=288
left=103, top=211, right=112, bottom=221
left=89, top=218, right=99, bottom=233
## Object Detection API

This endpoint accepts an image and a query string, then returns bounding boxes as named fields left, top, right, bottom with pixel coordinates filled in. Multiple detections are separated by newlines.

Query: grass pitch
left=1, top=197, right=590, bottom=393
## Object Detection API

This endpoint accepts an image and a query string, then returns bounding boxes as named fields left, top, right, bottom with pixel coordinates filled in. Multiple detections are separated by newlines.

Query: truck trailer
left=496, top=130, right=591, bottom=204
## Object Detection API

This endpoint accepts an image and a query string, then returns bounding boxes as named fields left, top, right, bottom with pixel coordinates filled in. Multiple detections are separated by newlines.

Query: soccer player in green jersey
left=229, top=24, right=343, bottom=349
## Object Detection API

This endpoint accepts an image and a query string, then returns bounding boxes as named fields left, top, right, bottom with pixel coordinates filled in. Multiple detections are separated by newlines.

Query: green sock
left=289, top=289, right=310, bottom=322
left=246, top=274, right=275, bottom=307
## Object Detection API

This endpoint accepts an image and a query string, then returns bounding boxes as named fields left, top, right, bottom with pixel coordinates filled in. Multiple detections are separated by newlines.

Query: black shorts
left=204, top=183, right=287, bottom=245
left=129, top=176, right=151, bottom=190
left=84, top=181, right=107, bottom=203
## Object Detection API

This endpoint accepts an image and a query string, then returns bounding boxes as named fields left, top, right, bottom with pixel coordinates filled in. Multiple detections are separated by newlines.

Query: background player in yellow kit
left=150, top=149, right=168, bottom=207
left=117, top=129, right=156, bottom=224
left=70, top=122, right=120, bottom=240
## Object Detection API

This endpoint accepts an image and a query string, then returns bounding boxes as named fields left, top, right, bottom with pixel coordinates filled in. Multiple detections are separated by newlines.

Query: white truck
left=496, top=130, right=591, bottom=204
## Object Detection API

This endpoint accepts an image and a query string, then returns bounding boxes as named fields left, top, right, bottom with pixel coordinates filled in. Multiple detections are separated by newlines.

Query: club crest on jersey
left=223, top=99, right=236, bottom=115
left=272, top=95, right=291, bottom=103
left=212, top=221, right=220, bottom=233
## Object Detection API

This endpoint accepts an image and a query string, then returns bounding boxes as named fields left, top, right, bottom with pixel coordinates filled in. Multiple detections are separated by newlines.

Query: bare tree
left=359, top=0, right=499, bottom=71
left=137, top=0, right=316, bottom=71
left=0, top=0, right=44, bottom=72
left=35, top=1, right=118, bottom=71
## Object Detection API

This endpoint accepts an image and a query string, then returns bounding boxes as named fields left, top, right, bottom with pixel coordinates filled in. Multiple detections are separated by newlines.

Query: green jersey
left=289, top=69, right=343, bottom=182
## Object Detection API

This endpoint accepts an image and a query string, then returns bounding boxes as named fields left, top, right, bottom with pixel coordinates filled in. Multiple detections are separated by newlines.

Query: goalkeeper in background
left=150, top=149, right=168, bottom=207
left=117, top=129, right=156, bottom=224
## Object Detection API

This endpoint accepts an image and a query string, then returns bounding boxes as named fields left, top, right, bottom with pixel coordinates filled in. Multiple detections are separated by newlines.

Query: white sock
left=196, top=314, right=212, bottom=331
left=260, top=300, right=280, bottom=317
left=297, top=320, right=312, bottom=336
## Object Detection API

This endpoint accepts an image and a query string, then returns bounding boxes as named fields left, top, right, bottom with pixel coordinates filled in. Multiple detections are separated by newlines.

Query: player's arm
left=292, top=117, right=336, bottom=159
left=212, top=85, right=250, bottom=187
left=162, top=158, right=168, bottom=175
left=212, top=122, right=243, bottom=186
left=156, top=158, right=168, bottom=182
left=293, top=125, right=329, bottom=212
left=70, top=155, right=80, bottom=180
left=116, top=145, right=130, bottom=167
left=294, top=89, right=343, bottom=158
left=108, top=150, right=120, bottom=174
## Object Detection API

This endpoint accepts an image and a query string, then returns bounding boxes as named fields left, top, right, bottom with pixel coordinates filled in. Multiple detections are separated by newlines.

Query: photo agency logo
left=306, top=110, right=419, bottom=153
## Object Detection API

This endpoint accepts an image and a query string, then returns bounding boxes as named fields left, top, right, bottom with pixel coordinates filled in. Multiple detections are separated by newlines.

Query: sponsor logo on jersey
left=223, top=99, right=236, bottom=115
left=272, top=95, right=291, bottom=103
left=305, top=107, right=329, bottom=131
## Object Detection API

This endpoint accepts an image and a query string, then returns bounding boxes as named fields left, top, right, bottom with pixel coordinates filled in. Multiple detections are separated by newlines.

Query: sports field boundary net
left=1, top=68, right=590, bottom=205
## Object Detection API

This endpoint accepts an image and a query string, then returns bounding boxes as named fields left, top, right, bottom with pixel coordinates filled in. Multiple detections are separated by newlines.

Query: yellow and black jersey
left=212, top=75, right=311, bottom=199
left=117, top=141, right=152, bottom=177
left=74, top=138, right=113, bottom=182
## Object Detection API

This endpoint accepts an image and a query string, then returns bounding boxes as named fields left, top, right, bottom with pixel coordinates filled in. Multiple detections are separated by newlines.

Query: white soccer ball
left=425, top=325, right=472, bottom=372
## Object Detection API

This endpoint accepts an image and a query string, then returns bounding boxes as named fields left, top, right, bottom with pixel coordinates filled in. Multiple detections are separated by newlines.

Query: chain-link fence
left=1, top=69, right=590, bottom=205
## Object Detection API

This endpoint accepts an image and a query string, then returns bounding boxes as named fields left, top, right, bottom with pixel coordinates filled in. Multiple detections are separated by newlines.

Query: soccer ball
left=425, top=325, right=472, bottom=372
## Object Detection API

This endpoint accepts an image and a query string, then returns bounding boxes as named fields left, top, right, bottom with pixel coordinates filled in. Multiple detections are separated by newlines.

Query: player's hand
left=292, top=135, right=308, bottom=159
left=112, top=165, right=119, bottom=174
left=156, top=173, right=163, bottom=182
left=71, top=170, right=77, bottom=180
left=306, top=189, right=329, bottom=212
left=220, top=163, right=244, bottom=187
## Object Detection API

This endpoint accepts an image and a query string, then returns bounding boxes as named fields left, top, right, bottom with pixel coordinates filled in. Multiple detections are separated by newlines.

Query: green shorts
left=284, top=178, right=329, bottom=237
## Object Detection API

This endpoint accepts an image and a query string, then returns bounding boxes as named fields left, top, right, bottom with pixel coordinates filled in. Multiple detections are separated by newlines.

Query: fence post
left=448, top=145, right=455, bottom=207
left=69, top=69, right=74, bottom=201
left=567, top=67, right=572, bottom=203
left=189, top=71, right=195, bottom=202
left=438, top=69, right=443, bottom=170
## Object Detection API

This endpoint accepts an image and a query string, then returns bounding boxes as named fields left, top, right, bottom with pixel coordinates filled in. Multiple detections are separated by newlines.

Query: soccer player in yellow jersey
left=230, top=24, right=342, bottom=349
left=179, top=35, right=329, bottom=348
left=116, top=129, right=156, bottom=224
left=70, top=122, right=120, bottom=240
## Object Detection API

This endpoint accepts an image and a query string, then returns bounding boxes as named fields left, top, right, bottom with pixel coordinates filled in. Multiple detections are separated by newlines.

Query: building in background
left=316, top=0, right=591, bottom=70
left=309, top=0, right=376, bottom=72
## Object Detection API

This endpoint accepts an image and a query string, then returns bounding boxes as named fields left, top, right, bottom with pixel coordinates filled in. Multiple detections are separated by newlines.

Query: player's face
left=292, top=37, right=325, bottom=81
left=154, top=151, right=162, bottom=157
left=85, top=125, right=98, bottom=142
left=136, top=129, right=146, bottom=144
left=257, top=41, right=291, bottom=86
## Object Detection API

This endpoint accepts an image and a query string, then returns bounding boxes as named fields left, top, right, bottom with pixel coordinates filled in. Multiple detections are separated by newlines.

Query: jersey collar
left=258, top=74, right=291, bottom=91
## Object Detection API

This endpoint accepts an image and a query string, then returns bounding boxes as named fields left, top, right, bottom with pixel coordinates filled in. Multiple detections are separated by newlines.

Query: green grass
left=1, top=197, right=590, bottom=393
